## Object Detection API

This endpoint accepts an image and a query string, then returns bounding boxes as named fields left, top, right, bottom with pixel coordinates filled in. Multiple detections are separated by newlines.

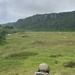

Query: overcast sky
left=0, top=0, right=75, bottom=24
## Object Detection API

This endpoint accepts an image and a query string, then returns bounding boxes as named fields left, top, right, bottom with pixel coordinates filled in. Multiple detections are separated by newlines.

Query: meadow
left=0, top=32, right=75, bottom=75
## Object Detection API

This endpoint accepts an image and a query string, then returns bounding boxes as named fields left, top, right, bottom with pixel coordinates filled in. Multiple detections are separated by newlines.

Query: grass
left=0, top=32, right=75, bottom=75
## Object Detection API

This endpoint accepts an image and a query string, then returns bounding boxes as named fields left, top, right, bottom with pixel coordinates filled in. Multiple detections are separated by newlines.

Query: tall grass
left=0, top=32, right=75, bottom=75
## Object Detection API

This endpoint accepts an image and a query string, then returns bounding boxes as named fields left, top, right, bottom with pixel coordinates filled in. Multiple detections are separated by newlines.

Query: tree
left=0, top=26, right=6, bottom=44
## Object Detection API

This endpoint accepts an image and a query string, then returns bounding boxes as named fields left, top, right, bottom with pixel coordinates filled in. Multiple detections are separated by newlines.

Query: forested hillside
left=3, top=11, right=75, bottom=31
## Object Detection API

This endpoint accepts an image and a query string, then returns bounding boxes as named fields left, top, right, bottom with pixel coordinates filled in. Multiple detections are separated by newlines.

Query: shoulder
left=34, top=72, right=50, bottom=75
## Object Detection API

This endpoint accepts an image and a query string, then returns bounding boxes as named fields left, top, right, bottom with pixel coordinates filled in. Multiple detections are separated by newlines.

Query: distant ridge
left=3, top=11, right=75, bottom=31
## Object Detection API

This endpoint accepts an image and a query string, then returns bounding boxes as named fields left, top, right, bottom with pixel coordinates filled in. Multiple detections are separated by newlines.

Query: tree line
left=0, top=25, right=17, bottom=44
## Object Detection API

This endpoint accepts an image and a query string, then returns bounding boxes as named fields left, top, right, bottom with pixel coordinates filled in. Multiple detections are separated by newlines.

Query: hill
left=3, top=11, right=75, bottom=31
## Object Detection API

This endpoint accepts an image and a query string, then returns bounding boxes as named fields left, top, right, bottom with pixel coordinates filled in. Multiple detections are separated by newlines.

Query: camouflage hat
left=38, top=63, right=50, bottom=73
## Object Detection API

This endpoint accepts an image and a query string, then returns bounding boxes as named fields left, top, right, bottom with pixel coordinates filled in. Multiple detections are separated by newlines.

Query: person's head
left=38, top=63, right=50, bottom=73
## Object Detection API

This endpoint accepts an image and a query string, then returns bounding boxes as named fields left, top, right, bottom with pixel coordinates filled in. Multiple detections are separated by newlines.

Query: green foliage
left=4, top=26, right=17, bottom=34
left=63, top=61, right=75, bottom=68
left=49, top=54, right=63, bottom=58
left=0, top=25, right=18, bottom=44
left=4, top=51, right=38, bottom=59
left=0, top=26, right=6, bottom=45
left=0, top=25, right=17, bottom=44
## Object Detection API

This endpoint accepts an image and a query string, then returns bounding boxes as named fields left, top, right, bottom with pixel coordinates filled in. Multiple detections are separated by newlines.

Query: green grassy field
left=0, top=32, right=75, bottom=75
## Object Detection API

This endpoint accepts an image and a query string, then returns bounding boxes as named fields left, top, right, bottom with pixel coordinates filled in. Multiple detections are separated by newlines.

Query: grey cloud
left=0, top=0, right=75, bottom=23
left=10, top=0, right=75, bottom=13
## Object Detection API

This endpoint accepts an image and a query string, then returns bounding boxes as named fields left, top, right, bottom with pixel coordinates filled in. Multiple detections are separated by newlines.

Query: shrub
left=0, top=26, right=6, bottom=44
left=63, top=61, right=75, bottom=68
left=49, top=54, right=63, bottom=58
left=4, top=51, right=38, bottom=59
